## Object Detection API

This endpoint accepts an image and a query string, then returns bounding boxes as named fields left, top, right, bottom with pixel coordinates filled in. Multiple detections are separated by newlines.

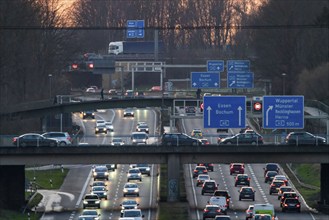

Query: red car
left=230, top=163, right=245, bottom=175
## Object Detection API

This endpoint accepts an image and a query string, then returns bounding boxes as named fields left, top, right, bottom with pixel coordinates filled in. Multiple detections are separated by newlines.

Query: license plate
left=245, top=195, right=250, bottom=197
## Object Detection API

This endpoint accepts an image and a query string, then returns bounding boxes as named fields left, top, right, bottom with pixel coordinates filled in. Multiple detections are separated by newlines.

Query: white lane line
left=248, top=164, right=268, bottom=203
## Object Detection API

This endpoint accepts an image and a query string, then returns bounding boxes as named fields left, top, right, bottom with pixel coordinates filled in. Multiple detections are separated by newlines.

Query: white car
left=123, top=108, right=134, bottom=117
left=120, top=200, right=139, bottom=217
left=208, top=196, right=228, bottom=215
left=81, top=210, right=100, bottom=219
left=127, top=168, right=142, bottom=182
left=121, top=209, right=144, bottom=220
left=123, top=183, right=140, bottom=197
left=111, top=138, right=125, bottom=146
left=86, top=87, right=96, bottom=93
left=105, top=122, right=114, bottom=131
left=91, top=186, right=108, bottom=200
left=41, top=132, right=72, bottom=146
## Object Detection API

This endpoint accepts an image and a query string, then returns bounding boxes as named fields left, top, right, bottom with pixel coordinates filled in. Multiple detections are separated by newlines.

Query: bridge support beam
left=167, top=154, right=180, bottom=202
left=0, top=165, right=25, bottom=210
left=318, top=163, right=329, bottom=213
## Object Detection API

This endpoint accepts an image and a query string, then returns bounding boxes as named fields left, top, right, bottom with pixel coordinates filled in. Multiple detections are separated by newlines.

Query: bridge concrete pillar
left=318, top=163, right=329, bottom=213
left=167, top=154, right=180, bottom=202
left=0, top=165, right=25, bottom=210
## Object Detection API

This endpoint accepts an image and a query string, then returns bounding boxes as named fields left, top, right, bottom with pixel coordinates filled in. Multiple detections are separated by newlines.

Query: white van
left=208, top=196, right=227, bottom=214
left=131, top=132, right=148, bottom=145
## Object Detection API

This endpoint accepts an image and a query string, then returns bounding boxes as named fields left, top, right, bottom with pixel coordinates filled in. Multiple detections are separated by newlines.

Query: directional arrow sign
left=203, top=96, right=246, bottom=128
left=207, top=60, right=224, bottom=72
left=227, top=72, right=254, bottom=88
left=262, top=96, right=304, bottom=129
left=191, top=72, right=220, bottom=88
left=227, top=60, right=250, bottom=72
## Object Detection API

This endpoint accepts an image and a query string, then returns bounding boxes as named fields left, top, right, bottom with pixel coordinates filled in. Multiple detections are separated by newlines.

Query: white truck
left=108, top=41, right=164, bottom=55
left=208, top=196, right=228, bottom=215
left=252, top=204, right=278, bottom=220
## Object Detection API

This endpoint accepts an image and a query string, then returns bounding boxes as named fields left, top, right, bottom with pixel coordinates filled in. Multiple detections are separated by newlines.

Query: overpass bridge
left=0, top=144, right=328, bottom=211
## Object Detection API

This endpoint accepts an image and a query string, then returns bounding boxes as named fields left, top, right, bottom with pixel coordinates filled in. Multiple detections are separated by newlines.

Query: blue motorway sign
left=203, top=96, right=246, bottom=128
left=263, top=96, right=304, bottom=129
left=228, top=72, right=254, bottom=88
left=191, top=72, right=220, bottom=88
left=227, top=60, right=250, bottom=72
left=207, top=60, right=224, bottom=72
left=126, top=20, right=144, bottom=38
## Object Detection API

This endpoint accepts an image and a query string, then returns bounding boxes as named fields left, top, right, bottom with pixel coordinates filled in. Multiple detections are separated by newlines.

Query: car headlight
left=93, top=172, right=97, bottom=176
left=146, top=167, right=150, bottom=171
left=133, top=140, right=136, bottom=142
left=95, top=200, right=100, bottom=204
left=134, top=189, right=139, bottom=192
left=105, top=172, right=109, bottom=176
left=83, top=201, right=88, bottom=204
left=146, top=128, right=149, bottom=131
left=123, top=189, right=128, bottom=192
left=83, top=113, right=86, bottom=115
left=92, top=113, right=95, bottom=115
left=138, top=173, right=141, bottom=176
left=142, top=139, right=146, bottom=142
left=103, top=192, right=107, bottom=195
left=96, top=128, right=99, bottom=131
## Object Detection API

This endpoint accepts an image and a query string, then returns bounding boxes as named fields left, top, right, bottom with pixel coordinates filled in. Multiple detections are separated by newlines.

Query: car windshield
left=133, top=134, right=147, bottom=138
left=122, top=200, right=137, bottom=205
left=125, top=183, right=137, bottom=188
left=84, top=195, right=98, bottom=199
left=242, top=188, right=253, bottom=192
left=124, top=210, right=141, bottom=217
left=92, top=186, right=105, bottom=191
left=95, top=167, right=107, bottom=172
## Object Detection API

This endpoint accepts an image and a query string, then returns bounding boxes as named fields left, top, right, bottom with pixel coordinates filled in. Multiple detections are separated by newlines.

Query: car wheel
left=202, top=191, right=204, bottom=195
left=192, top=142, right=198, bottom=146
left=94, top=178, right=96, bottom=181
left=224, top=211, right=227, bottom=215
left=98, top=205, right=100, bottom=209
left=278, top=196, right=280, bottom=200
left=239, top=197, right=241, bottom=201
left=269, top=191, right=272, bottom=195
left=235, top=184, right=237, bottom=187
left=59, top=142, right=66, bottom=146
left=282, top=208, right=285, bottom=212
left=83, top=205, right=85, bottom=209
left=252, top=197, right=255, bottom=201
left=137, top=194, right=139, bottom=197
left=123, top=194, right=126, bottom=197
left=226, top=141, right=232, bottom=144
left=298, top=208, right=301, bottom=212
left=251, top=141, right=257, bottom=145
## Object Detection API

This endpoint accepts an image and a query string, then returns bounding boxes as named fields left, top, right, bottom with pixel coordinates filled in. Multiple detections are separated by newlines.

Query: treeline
left=0, top=0, right=328, bottom=133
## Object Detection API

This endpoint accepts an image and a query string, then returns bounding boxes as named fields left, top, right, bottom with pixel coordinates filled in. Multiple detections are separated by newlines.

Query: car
left=127, top=168, right=142, bottom=182
left=82, top=194, right=101, bottom=209
left=201, top=180, right=218, bottom=195
left=136, top=121, right=147, bottom=127
left=208, top=196, right=227, bottom=215
left=12, top=133, right=59, bottom=147
left=263, top=163, right=280, bottom=177
left=108, top=89, right=117, bottom=95
left=123, top=182, right=139, bottom=197
left=197, top=163, right=214, bottom=172
left=135, top=91, right=145, bottom=98
left=229, top=163, right=245, bottom=175
left=78, top=215, right=99, bottom=220
left=131, top=164, right=151, bottom=176
left=121, top=209, right=144, bottom=220
left=105, top=122, right=114, bottom=131
left=86, top=87, right=96, bottom=93
left=213, top=190, right=231, bottom=208
left=272, top=175, right=289, bottom=186
left=90, top=186, right=108, bottom=200
left=264, top=171, right=278, bottom=183
left=149, top=86, right=161, bottom=91
left=202, top=204, right=223, bottom=220
left=235, top=174, right=251, bottom=186
left=200, top=138, right=210, bottom=145
left=90, top=181, right=107, bottom=188
left=191, top=128, right=203, bottom=138
left=111, top=137, right=125, bottom=146
left=282, top=198, right=301, bottom=212
left=105, top=163, right=117, bottom=171
left=196, top=174, right=211, bottom=187
left=123, top=108, right=134, bottom=117
left=280, top=191, right=299, bottom=206
left=161, top=133, right=202, bottom=146
left=193, top=165, right=208, bottom=178
left=93, top=166, right=109, bottom=181
left=185, top=106, right=196, bottom=115
left=277, top=186, right=294, bottom=200
left=214, top=216, right=231, bottom=220
left=124, top=90, right=134, bottom=98
left=81, top=210, right=100, bottom=219
left=136, top=124, right=149, bottom=133
left=131, top=132, right=148, bottom=145
left=269, top=180, right=286, bottom=195
left=285, top=131, right=326, bottom=145
left=95, top=124, right=107, bottom=134
left=41, top=132, right=72, bottom=146
left=245, top=204, right=254, bottom=219
left=238, top=186, right=256, bottom=201
left=217, top=133, right=230, bottom=144
left=82, top=110, right=95, bottom=119
left=96, top=120, right=106, bottom=126
left=219, top=133, right=263, bottom=145
left=120, top=199, right=139, bottom=217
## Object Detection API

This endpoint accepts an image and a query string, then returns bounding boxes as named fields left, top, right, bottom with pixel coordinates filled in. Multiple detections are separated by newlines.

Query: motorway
left=37, top=107, right=328, bottom=220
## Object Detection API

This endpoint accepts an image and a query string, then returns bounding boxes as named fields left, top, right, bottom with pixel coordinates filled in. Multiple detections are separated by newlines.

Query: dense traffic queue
left=191, top=160, right=302, bottom=220
left=79, top=163, right=151, bottom=220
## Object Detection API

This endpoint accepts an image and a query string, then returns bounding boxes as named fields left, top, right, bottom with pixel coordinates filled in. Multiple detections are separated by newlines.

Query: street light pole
left=48, top=74, right=52, bottom=100
left=282, top=73, right=286, bottom=95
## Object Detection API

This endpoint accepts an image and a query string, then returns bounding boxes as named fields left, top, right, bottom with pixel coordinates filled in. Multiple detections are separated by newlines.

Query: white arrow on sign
left=207, top=106, right=212, bottom=126
left=238, top=106, right=242, bottom=126
left=229, top=81, right=235, bottom=87
left=266, top=105, right=274, bottom=126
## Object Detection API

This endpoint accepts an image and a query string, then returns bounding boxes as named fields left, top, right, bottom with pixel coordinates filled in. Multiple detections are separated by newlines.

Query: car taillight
left=271, top=184, right=275, bottom=187
left=225, top=204, right=228, bottom=207
left=13, top=137, right=17, bottom=142
left=226, top=198, right=229, bottom=202
left=203, top=209, right=209, bottom=212
left=284, top=204, right=288, bottom=207
left=296, top=204, right=300, bottom=207
left=216, top=210, right=221, bottom=213
left=203, top=170, right=207, bottom=173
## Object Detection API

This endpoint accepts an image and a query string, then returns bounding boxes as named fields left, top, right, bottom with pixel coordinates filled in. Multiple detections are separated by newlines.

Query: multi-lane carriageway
left=0, top=109, right=328, bottom=219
